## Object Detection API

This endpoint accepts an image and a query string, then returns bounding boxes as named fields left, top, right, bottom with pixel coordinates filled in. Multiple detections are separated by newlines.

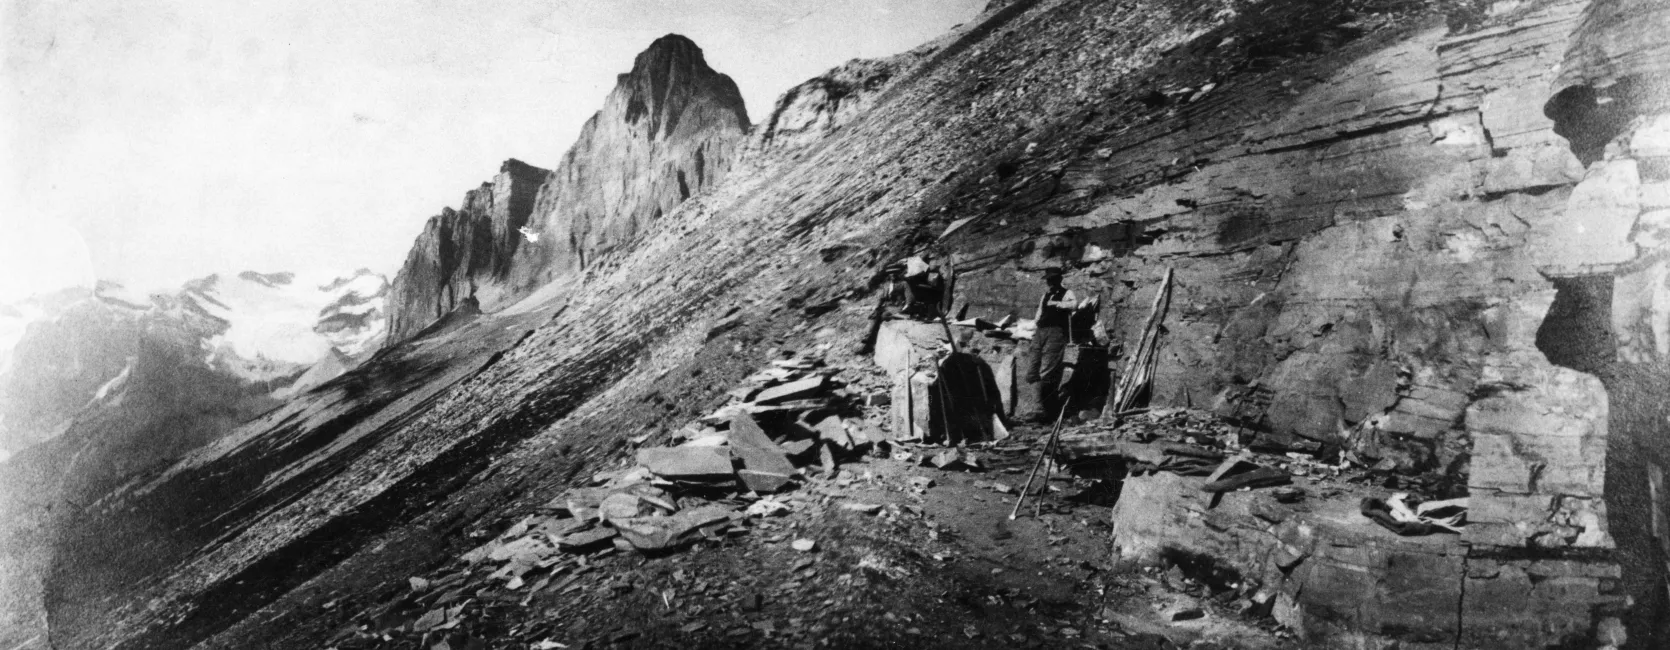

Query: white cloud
left=0, top=214, right=97, bottom=302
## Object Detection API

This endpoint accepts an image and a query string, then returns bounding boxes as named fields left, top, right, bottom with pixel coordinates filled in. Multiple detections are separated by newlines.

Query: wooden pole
left=1010, top=398, right=1073, bottom=520
left=1105, top=268, right=1174, bottom=419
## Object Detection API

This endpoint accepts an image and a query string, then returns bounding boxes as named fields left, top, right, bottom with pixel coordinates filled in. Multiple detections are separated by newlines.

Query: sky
left=0, top=0, right=985, bottom=302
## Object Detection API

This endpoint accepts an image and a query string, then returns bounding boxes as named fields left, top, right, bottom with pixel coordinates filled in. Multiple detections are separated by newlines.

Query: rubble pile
left=1055, top=408, right=1469, bottom=537
left=678, top=343, right=908, bottom=487
left=324, top=407, right=1287, bottom=650
left=323, top=347, right=949, bottom=645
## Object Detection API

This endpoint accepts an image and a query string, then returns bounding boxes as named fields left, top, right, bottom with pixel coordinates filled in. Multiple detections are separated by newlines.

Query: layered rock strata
left=1111, top=472, right=1624, bottom=650
left=934, top=0, right=1668, bottom=644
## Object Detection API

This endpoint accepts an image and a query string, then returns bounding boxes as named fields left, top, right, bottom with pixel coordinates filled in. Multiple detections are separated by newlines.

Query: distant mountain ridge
left=0, top=268, right=389, bottom=453
left=0, top=267, right=389, bottom=649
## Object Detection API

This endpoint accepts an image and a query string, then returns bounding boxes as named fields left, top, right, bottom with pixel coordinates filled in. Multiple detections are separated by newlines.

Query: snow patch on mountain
left=90, top=357, right=136, bottom=406
left=0, top=269, right=389, bottom=451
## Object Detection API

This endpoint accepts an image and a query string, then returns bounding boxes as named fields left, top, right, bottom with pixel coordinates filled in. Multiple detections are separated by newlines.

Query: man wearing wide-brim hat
left=1024, top=267, right=1086, bottom=420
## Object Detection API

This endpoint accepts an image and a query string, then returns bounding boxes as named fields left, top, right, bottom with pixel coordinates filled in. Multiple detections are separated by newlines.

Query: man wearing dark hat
left=1025, top=267, right=1081, bottom=419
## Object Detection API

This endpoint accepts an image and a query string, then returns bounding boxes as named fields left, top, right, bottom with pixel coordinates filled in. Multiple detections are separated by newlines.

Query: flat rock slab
left=1201, top=466, right=1289, bottom=493
left=779, top=438, right=816, bottom=457
left=727, top=415, right=797, bottom=477
left=754, top=376, right=826, bottom=405
left=611, top=505, right=736, bottom=551
left=1249, top=431, right=1321, bottom=454
left=874, top=320, right=949, bottom=377
left=737, top=469, right=793, bottom=493
left=814, top=416, right=851, bottom=447
left=637, top=446, right=735, bottom=478
left=556, top=527, right=618, bottom=552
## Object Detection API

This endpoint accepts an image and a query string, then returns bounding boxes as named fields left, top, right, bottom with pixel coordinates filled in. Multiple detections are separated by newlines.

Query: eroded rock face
left=933, top=0, right=1666, bottom=644
left=386, top=159, right=549, bottom=342
left=755, top=58, right=904, bottom=152
left=944, top=0, right=1632, bottom=543
left=510, top=34, right=750, bottom=292
left=1544, top=0, right=1670, bottom=164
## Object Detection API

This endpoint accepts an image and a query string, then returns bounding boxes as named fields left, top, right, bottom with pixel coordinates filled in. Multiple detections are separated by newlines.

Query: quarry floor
left=328, top=426, right=1294, bottom=650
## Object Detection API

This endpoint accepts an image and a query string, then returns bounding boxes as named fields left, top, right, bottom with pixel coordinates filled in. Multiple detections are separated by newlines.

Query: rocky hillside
left=37, top=1, right=1670, bottom=649
left=386, top=35, right=750, bottom=343
left=0, top=269, right=386, bottom=650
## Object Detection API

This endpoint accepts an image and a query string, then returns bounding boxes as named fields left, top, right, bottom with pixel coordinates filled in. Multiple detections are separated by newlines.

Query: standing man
left=1026, top=268, right=1082, bottom=420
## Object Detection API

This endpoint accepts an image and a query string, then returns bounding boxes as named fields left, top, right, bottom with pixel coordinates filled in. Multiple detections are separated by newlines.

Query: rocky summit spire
left=620, top=34, right=751, bottom=139
left=383, top=35, right=749, bottom=345
left=505, top=34, right=750, bottom=301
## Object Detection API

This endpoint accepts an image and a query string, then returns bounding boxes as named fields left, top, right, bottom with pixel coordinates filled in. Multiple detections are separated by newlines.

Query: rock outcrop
left=754, top=58, right=906, bottom=152
left=385, top=159, right=549, bottom=342
left=931, top=0, right=1668, bottom=644
left=511, top=34, right=749, bottom=289
left=386, top=35, right=750, bottom=343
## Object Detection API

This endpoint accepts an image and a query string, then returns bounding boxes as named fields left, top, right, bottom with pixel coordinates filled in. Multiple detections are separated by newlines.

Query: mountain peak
left=500, top=158, right=545, bottom=176
left=619, top=34, right=748, bottom=137
left=640, top=33, right=701, bottom=58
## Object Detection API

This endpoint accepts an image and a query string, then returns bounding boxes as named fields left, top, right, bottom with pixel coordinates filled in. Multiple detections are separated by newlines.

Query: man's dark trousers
left=1026, top=326, right=1069, bottom=420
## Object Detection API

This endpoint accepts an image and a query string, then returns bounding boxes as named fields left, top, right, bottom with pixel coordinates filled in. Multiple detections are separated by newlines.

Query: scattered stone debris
left=1056, top=407, right=1462, bottom=506
left=329, top=348, right=1311, bottom=649
left=839, top=502, right=884, bottom=515
left=745, top=498, right=791, bottom=518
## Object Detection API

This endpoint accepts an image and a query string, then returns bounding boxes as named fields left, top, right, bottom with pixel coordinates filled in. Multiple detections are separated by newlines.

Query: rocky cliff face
left=385, top=35, right=749, bottom=343
left=385, top=159, right=549, bottom=342
left=932, top=0, right=1669, bottom=644
left=511, top=34, right=750, bottom=288
left=41, top=2, right=1670, bottom=649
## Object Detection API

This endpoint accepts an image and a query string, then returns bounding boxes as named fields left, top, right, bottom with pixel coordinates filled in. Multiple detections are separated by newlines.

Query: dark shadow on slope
left=1535, top=275, right=1615, bottom=376
left=1601, top=364, right=1670, bottom=649
left=107, top=330, right=644, bottom=650
left=46, top=306, right=555, bottom=650
left=1535, top=273, right=1669, bottom=649
left=402, top=296, right=483, bottom=347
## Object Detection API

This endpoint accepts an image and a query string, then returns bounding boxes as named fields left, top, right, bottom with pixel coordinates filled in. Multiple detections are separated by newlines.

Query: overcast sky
left=0, top=0, right=984, bottom=301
